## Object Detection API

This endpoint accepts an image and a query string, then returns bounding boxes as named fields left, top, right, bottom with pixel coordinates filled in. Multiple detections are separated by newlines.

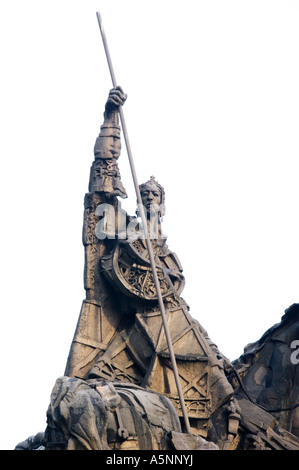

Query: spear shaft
left=96, top=11, right=191, bottom=434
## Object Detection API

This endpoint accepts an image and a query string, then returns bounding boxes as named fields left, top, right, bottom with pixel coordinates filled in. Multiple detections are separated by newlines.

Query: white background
left=0, top=0, right=298, bottom=450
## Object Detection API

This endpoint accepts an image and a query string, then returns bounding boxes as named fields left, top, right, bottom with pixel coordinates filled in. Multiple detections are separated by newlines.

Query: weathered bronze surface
left=15, top=88, right=299, bottom=451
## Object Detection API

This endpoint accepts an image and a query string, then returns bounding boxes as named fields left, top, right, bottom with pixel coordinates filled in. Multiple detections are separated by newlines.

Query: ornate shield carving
left=101, top=239, right=185, bottom=301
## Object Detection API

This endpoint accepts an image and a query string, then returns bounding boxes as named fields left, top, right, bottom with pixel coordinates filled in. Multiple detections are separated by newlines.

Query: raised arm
left=89, top=87, right=127, bottom=198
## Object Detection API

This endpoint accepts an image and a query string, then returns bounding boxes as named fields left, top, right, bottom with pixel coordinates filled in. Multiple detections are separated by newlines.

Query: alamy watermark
left=291, top=339, right=299, bottom=365
left=290, top=340, right=299, bottom=365
left=95, top=203, right=166, bottom=241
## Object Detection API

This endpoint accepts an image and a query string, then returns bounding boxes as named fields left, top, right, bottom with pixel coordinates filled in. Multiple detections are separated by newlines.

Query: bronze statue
left=15, top=88, right=299, bottom=451
left=64, top=87, right=234, bottom=436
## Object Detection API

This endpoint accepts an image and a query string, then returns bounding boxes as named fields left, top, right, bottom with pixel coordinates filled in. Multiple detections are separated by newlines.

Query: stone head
left=139, top=176, right=165, bottom=218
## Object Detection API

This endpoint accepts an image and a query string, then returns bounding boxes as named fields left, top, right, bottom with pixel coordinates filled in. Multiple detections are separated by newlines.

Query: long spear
left=96, top=11, right=191, bottom=434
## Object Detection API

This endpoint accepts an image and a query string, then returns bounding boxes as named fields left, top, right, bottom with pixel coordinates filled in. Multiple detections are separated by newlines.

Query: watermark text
left=290, top=340, right=299, bottom=365
left=95, top=203, right=166, bottom=240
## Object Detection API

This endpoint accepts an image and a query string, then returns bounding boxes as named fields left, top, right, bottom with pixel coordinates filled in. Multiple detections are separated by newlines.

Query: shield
left=101, top=239, right=185, bottom=301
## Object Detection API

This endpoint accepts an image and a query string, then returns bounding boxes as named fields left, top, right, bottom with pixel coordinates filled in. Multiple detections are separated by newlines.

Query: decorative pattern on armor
left=83, top=193, right=101, bottom=290
left=101, top=242, right=184, bottom=301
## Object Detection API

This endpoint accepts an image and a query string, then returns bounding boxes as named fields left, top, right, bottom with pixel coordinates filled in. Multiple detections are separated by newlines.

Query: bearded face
left=139, top=177, right=165, bottom=219
left=140, top=182, right=161, bottom=215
